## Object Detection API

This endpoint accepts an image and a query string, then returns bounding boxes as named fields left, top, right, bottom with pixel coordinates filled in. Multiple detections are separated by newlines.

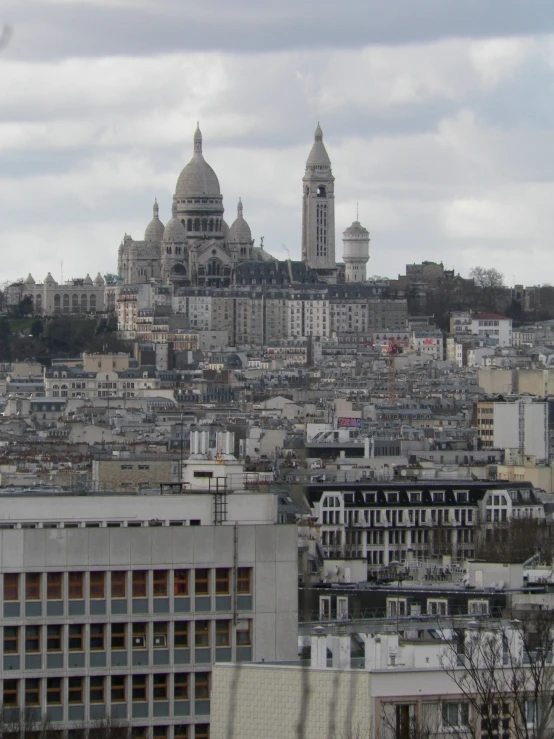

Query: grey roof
left=144, top=199, right=165, bottom=244
left=163, top=202, right=187, bottom=243
left=175, top=125, right=220, bottom=198
left=306, top=123, right=331, bottom=168
left=343, top=220, right=369, bottom=237
left=228, top=198, right=252, bottom=244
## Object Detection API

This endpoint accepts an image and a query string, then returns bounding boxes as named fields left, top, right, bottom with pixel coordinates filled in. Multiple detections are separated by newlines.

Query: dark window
left=132, top=571, right=148, bottom=598
left=174, top=570, right=189, bottom=596
left=25, top=573, right=41, bottom=600
left=195, top=569, right=210, bottom=595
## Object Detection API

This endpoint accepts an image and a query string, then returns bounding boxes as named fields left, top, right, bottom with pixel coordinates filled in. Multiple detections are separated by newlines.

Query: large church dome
left=145, top=199, right=165, bottom=244
left=175, top=125, right=220, bottom=199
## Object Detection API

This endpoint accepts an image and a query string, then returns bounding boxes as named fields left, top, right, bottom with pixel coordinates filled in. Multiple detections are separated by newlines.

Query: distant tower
left=342, top=219, right=370, bottom=282
left=302, top=124, right=336, bottom=281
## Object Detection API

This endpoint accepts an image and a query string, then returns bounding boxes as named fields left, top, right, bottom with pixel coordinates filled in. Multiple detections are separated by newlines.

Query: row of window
left=3, top=619, right=251, bottom=652
left=2, top=672, right=211, bottom=706
left=3, top=568, right=252, bottom=601
left=323, top=508, right=475, bottom=525
left=325, top=491, right=471, bottom=506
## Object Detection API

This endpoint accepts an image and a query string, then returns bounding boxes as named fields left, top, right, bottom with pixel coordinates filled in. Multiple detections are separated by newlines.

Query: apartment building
left=211, top=624, right=534, bottom=739
left=475, top=398, right=549, bottom=460
left=126, top=285, right=407, bottom=346
left=304, top=481, right=544, bottom=566
left=0, top=490, right=298, bottom=739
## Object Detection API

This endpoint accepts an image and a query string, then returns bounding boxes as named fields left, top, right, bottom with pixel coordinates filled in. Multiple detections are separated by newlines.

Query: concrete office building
left=0, top=490, right=297, bottom=739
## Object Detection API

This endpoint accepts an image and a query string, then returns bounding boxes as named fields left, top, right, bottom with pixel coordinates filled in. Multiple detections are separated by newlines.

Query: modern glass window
left=4, top=626, right=18, bottom=653
left=237, top=568, right=252, bottom=594
left=236, top=621, right=252, bottom=646
left=47, top=573, right=63, bottom=600
left=47, top=625, right=62, bottom=652
left=111, top=624, right=126, bottom=650
left=68, top=572, right=84, bottom=599
left=132, top=571, right=148, bottom=598
left=153, top=674, right=168, bottom=701
left=153, top=622, right=168, bottom=648
left=68, top=677, right=83, bottom=704
left=25, top=678, right=40, bottom=706
left=215, top=620, right=231, bottom=647
left=195, top=673, right=210, bottom=700
left=195, top=621, right=210, bottom=647
left=4, top=574, right=19, bottom=601
left=3, top=680, right=18, bottom=706
left=90, top=572, right=105, bottom=599
left=90, top=624, right=105, bottom=650
left=111, top=676, right=126, bottom=703
left=47, top=678, right=62, bottom=705
left=174, top=622, right=189, bottom=648
left=68, top=624, right=83, bottom=651
left=25, top=573, right=41, bottom=600
left=174, top=570, right=189, bottom=596
left=195, top=569, right=210, bottom=595
left=132, top=623, right=147, bottom=649
left=132, top=675, right=147, bottom=701
left=25, top=625, right=40, bottom=653
left=111, top=571, right=126, bottom=598
left=153, top=571, right=168, bottom=597
left=174, top=673, right=189, bottom=700
left=90, top=677, right=104, bottom=703
left=215, top=569, right=230, bottom=594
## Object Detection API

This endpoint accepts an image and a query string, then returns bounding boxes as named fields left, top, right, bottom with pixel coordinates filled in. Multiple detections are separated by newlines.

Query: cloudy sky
left=2, top=0, right=554, bottom=285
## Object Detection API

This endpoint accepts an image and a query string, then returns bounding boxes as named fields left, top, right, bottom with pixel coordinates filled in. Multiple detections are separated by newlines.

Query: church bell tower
left=302, top=124, right=337, bottom=282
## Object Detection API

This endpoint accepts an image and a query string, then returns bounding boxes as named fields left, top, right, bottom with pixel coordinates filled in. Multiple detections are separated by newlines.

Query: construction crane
left=386, top=339, right=402, bottom=403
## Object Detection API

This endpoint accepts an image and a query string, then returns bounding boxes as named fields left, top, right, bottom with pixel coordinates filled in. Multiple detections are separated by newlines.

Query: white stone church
left=117, top=124, right=371, bottom=289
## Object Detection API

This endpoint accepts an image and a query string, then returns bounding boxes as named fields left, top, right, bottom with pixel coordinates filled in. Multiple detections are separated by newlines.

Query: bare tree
left=475, top=518, right=554, bottom=564
left=0, top=705, right=51, bottom=738
left=469, top=267, right=506, bottom=312
left=440, top=609, right=554, bottom=739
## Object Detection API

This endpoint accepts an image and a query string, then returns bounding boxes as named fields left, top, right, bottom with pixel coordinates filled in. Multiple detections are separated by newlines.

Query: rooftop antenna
left=356, top=202, right=359, bottom=221
left=60, top=261, right=63, bottom=284
left=282, top=244, right=290, bottom=259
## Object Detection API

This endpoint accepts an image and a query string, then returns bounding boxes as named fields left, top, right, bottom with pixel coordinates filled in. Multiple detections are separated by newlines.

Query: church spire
left=153, top=198, right=159, bottom=217
left=194, top=122, right=202, bottom=155
left=237, top=197, right=243, bottom=218
left=315, top=122, right=323, bottom=142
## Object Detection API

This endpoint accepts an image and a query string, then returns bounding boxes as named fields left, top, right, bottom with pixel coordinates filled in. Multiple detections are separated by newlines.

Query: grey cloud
left=4, top=0, right=554, bottom=61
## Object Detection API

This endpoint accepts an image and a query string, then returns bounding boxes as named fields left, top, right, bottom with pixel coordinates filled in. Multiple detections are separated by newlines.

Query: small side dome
left=163, top=202, right=187, bottom=243
left=24, top=273, right=35, bottom=285
left=84, top=274, right=93, bottom=285
left=145, top=198, right=165, bottom=244
left=94, top=273, right=105, bottom=286
left=228, top=198, right=252, bottom=244
left=44, top=272, right=57, bottom=285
